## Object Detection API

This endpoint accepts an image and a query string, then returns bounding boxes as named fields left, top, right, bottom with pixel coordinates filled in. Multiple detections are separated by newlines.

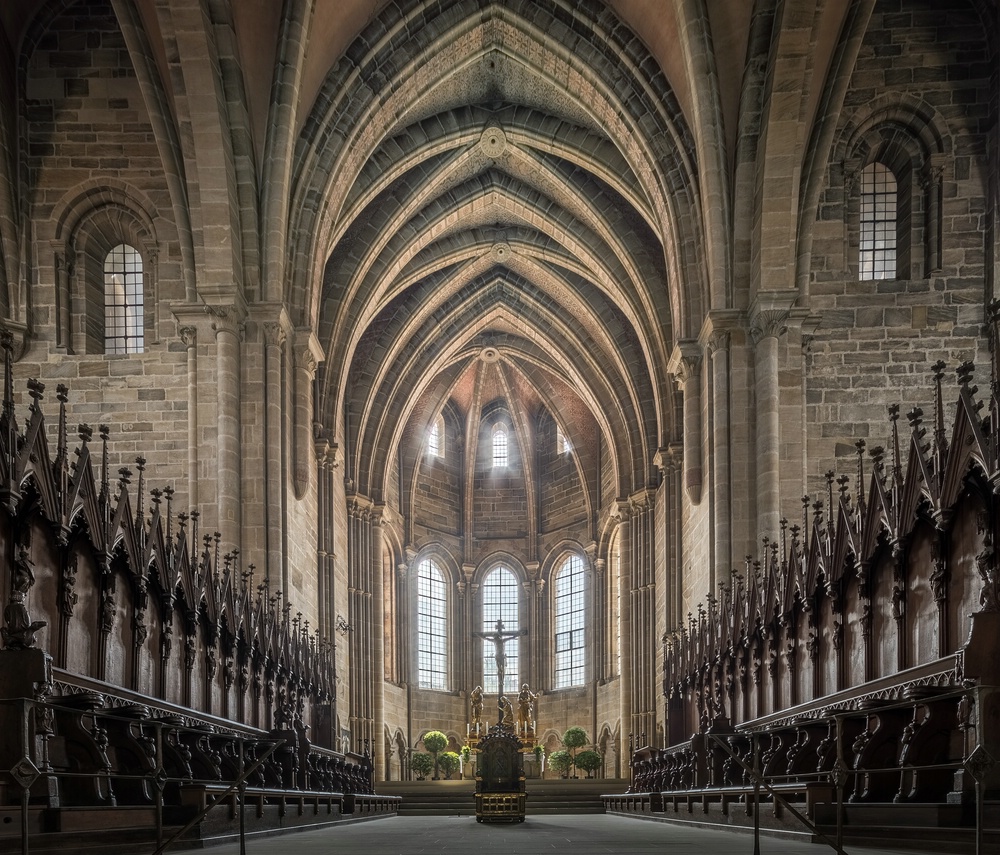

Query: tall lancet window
left=859, top=161, right=897, bottom=280
left=417, top=559, right=448, bottom=689
left=104, top=244, right=144, bottom=353
left=553, top=554, right=586, bottom=688
left=482, top=566, right=519, bottom=696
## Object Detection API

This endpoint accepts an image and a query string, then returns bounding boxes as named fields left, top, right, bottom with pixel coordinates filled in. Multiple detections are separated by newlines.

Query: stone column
left=617, top=504, right=632, bottom=752
left=371, top=508, right=385, bottom=782
left=293, top=331, right=323, bottom=499
left=462, top=564, right=476, bottom=691
left=315, top=439, right=332, bottom=640
left=749, top=299, right=792, bottom=540
left=52, top=249, right=71, bottom=352
left=263, top=322, right=286, bottom=592
left=525, top=562, right=540, bottom=687
left=397, top=561, right=410, bottom=686
left=654, top=444, right=684, bottom=630
left=668, top=341, right=703, bottom=504
left=593, top=556, right=606, bottom=683
left=923, top=153, right=946, bottom=275
left=347, top=502, right=362, bottom=746
left=210, top=306, right=244, bottom=552
left=630, top=492, right=657, bottom=746
left=179, top=326, right=198, bottom=508
left=707, top=328, right=732, bottom=578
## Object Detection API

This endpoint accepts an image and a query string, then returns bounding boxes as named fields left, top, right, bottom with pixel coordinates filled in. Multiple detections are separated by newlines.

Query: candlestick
left=467, top=723, right=470, bottom=736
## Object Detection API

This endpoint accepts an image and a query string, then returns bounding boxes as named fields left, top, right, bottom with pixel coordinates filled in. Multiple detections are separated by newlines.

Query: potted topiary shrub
left=411, top=751, right=433, bottom=781
left=422, top=730, right=448, bottom=780
left=439, top=751, right=461, bottom=780
left=561, top=726, right=589, bottom=778
left=548, top=749, right=572, bottom=779
left=574, top=749, right=603, bottom=779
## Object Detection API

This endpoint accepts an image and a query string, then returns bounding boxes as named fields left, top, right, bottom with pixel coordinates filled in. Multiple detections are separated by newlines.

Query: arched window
left=556, top=428, right=571, bottom=455
left=428, top=415, right=444, bottom=457
left=417, top=559, right=448, bottom=690
left=554, top=554, right=585, bottom=688
left=482, top=566, right=519, bottom=695
left=859, top=162, right=897, bottom=280
left=492, top=425, right=508, bottom=468
left=104, top=244, right=144, bottom=353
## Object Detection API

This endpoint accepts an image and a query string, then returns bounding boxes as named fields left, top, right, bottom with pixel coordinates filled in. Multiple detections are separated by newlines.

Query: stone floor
left=168, top=813, right=948, bottom=855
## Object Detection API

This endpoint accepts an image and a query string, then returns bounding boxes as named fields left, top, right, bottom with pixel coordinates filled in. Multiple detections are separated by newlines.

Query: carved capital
left=843, top=156, right=863, bottom=194
left=749, top=309, right=789, bottom=344
left=262, top=322, right=287, bottom=349
left=667, top=341, right=702, bottom=389
left=653, top=444, right=683, bottom=474
left=629, top=489, right=654, bottom=514
left=706, top=330, right=731, bottom=355
left=208, top=305, right=245, bottom=339
left=748, top=292, right=797, bottom=345
left=179, top=326, right=197, bottom=348
left=920, top=153, right=947, bottom=189
left=296, top=349, right=318, bottom=378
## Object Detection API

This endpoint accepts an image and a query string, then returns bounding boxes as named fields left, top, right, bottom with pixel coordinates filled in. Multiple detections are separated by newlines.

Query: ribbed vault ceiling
left=297, top=1, right=698, bottom=504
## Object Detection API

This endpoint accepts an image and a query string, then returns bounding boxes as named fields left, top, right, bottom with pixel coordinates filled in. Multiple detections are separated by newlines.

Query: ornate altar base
left=474, top=724, right=526, bottom=822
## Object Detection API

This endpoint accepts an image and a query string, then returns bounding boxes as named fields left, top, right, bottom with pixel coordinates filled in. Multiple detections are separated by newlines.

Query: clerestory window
left=428, top=415, right=444, bottom=457
left=492, top=425, right=508, bottom=468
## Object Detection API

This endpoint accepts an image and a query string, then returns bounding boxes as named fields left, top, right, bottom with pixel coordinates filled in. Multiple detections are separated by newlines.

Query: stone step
left=813, top=802, right=966, bottom=828
left=383, top=778, right=616, bottom=816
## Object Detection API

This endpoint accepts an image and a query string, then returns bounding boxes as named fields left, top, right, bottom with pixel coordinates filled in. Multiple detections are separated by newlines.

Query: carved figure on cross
left=475, top=618, right=527, bottom=700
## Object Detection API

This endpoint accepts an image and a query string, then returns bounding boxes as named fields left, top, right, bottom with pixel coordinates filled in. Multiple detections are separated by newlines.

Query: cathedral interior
left=0, top=0, right=999, bottom=849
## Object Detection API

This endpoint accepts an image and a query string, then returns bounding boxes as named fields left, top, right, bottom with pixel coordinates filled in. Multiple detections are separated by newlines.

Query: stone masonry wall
left=412, top=413, right=462, bottom=537
left=472, top=409, right=528, bottom=541
left=537, top=410, right=588, bottom=535
left=806, top=0, right=992, bottom=492
left=22, top=1, right=189, bottom=498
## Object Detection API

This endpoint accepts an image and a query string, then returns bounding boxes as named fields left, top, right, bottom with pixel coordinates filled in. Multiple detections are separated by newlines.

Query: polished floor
left=169, top=814, right=945, bottom=855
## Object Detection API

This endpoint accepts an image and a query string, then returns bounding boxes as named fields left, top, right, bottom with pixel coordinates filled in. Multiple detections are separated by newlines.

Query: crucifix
left=473, top=618, right=527, bottom=703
